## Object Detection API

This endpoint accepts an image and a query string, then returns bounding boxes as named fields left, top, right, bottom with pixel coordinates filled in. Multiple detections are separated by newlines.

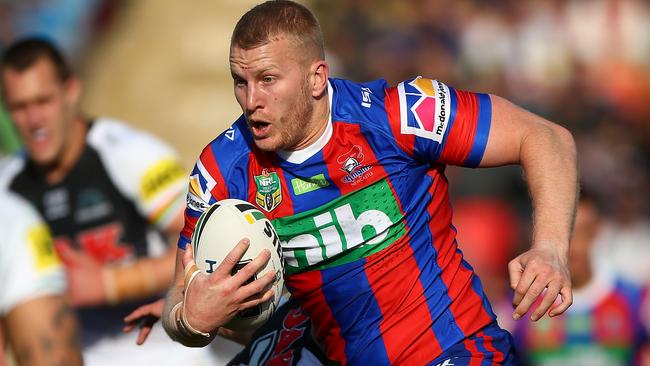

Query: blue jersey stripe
left=464, top=93, right=492, bottom=168
left=320, top=259, right=391, bottom=365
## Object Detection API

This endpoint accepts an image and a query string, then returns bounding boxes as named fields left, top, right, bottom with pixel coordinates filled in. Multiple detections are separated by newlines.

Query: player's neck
left=290, top=93, right=330, bottom=151
left=42, top=116, right=88, bottom=185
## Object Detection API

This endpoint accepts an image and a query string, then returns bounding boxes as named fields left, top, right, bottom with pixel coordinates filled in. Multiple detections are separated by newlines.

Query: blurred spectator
left=513, top=191, right=650, bottom=365
left=0, top=190, right=83, bottom=366
left=0, top=38, right=215, bottom=365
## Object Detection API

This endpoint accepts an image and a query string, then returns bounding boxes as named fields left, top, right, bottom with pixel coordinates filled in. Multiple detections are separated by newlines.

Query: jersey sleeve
left=177, top=143, right=230, bottom=250
left=385, top=76, right=492, bottom=167
left=88, top=119, right=187, bottom=232
left=0, top=195, right=66, bottom=315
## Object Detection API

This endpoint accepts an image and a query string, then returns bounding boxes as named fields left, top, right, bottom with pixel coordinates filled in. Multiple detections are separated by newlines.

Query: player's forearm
left=161, top=249, right=215, bottom=347
left=5, top=296, right=83, bottom=366
left=103, top=250, right=175, bottom=304
left=520, top=120, right=578, bottom=252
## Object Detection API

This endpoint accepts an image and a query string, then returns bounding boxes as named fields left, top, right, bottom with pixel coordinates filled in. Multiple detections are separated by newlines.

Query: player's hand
left=56, top=242, right=107, bottom=307
left=123, top=299, right=164, bottom=345
left=508, top=241, right=572, bottom=321
left=181, top=239, right=276, bottom=334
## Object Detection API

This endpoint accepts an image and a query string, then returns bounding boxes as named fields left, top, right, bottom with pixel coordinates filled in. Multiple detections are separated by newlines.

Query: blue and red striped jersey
left=180, top=77, right=500, bottom=365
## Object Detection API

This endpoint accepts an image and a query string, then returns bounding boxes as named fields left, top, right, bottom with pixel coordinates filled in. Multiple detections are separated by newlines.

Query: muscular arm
left=3, top=295, right=82, bottom=366
left=481, top=95, right=577, bottom=320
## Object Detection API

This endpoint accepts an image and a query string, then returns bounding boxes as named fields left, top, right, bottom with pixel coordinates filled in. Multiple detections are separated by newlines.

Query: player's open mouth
left=250, top=121, right=271, bottom=137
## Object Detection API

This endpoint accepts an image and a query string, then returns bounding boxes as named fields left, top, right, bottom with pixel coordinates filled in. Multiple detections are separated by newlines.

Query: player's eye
left=262, top=76, right=275, bottom=84
left=233, top=76, right=246, bottom=87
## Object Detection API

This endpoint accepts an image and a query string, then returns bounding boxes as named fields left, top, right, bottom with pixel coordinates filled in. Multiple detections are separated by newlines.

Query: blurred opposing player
left=0, top=37, right=218, bottom=365
left=163, top=1, right=577, bottom=365
left=513, top=192, right=650, bottom=365
left=0, top=190, right=82, bottom=366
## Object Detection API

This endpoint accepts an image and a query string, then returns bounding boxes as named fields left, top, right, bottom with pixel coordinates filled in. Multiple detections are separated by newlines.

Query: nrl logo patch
left=254, top=168, right=282, bottom=212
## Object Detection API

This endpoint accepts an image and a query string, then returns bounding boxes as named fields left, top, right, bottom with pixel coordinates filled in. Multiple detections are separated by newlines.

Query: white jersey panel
left=87, top=118, right=187, bottom=230
left=0, top=192, right=66, bottom=315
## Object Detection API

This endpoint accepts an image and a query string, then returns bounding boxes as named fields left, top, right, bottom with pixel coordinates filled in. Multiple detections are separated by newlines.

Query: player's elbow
left=548, top=122, right=576, bottom=162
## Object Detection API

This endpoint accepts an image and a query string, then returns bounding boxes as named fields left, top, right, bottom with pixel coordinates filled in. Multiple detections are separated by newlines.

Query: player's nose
left=245, top=84, right=264, bottom=113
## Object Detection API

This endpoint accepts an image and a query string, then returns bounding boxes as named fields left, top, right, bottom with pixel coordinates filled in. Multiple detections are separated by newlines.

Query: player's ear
left=63, top=76, right=82, bottom=105
left=310, top=60, right=329, bottom=98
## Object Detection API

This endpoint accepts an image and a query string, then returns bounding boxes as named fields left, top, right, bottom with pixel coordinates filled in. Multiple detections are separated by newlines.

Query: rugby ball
left=191, top=198, right=284, bottom=330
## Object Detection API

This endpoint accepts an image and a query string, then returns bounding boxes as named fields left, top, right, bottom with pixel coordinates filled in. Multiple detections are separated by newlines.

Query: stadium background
left=1, top=0, right=649, bottom=363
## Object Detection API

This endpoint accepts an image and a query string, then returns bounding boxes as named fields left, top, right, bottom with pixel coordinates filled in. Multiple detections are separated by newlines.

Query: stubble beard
left=260, top=81, right=314, bottom=152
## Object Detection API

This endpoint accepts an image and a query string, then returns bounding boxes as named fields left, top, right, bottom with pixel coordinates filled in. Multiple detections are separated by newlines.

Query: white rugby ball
left=191, top=198, right=284, bottom=330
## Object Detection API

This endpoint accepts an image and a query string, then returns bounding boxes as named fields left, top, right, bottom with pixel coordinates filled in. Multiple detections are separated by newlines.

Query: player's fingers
left=213, top=238, right=251, bottom=276
left=549, top=284, right=573, bottom=317
left=182, top=245, right=193, bottom=269
left=237, top=270, right=276, bottom=300
left=231, top=249, right=271, bottom=286
left=530, top=282, right=562, bottom=321
left=238, top=288, right=275, bottom=310
left=55, top=242, right=80, bottom=266
left=136, top=322, right=155, bottom=345
left=512, top=264, right=537, bottom=308
left=123, top=305, right=150, bottom=323
left=508, top=258, right=524, bottom=290
left=513, top=275, right=547, bottom=320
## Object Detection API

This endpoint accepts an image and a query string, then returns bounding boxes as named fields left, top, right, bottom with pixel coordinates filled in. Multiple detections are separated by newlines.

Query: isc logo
left=361, top=87, right=372, bottom=108
left=281, top=203, right=393, bottom=267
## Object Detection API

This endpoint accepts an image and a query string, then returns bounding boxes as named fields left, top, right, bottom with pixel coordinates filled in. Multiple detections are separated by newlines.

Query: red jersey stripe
left=426, top=170, right=493, bottom=337
left=322, top=122, right=386, bottom=197
left=462, top=336, right=485, bottom=366
left=439, top=90, right=479, bottom=165
left=479, top=330, right=505, bottom=365
left=200, top=145, right=228, bottom=199
left=286, top=270, right=347, bottom=365
left=384, top=86, right=415, bottom=157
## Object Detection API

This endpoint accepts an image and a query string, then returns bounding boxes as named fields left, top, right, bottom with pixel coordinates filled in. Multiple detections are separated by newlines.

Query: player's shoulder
left=329, top=77, right=397, bottom=134
left=0, top=189, right=36, bottom=221
left=0, top=152, right=28, bottom=190
left=87, top=117, right=175, bottom=153
left=330, top=77, right=389, bottom=116
left=196, top=116, right=253, bottom=171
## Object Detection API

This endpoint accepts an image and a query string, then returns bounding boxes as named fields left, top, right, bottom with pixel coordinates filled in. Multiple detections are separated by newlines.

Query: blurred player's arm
left=59, top=208, right=183, bottom=307
left=2, top=295, right=83, bottom=366
left=480, top=95, right=577, bottom=321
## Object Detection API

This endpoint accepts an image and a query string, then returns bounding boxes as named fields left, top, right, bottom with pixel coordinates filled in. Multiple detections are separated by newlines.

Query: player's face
left=230, top=38, right=315, bottom=152
left=1, top=58, right=79, bottom=167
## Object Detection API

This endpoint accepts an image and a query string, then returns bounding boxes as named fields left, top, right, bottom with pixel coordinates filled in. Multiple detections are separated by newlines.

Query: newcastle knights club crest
left=254, top=169, right=282, bottom=212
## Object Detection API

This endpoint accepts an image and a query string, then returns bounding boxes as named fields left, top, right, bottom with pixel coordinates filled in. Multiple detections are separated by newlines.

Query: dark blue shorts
left=428, top=322, right=520, bottom=366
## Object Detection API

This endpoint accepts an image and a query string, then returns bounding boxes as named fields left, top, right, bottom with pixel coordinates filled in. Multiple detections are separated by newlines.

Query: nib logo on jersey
left=254, top=168, right=283, bottom=212
left=336, top=145, right=373, bottom=185
left=274, top=179, right=406, bottom=274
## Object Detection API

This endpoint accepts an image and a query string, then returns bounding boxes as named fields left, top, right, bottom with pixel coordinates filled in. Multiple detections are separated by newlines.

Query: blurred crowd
left=1, top=0, right=649, bottom=365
